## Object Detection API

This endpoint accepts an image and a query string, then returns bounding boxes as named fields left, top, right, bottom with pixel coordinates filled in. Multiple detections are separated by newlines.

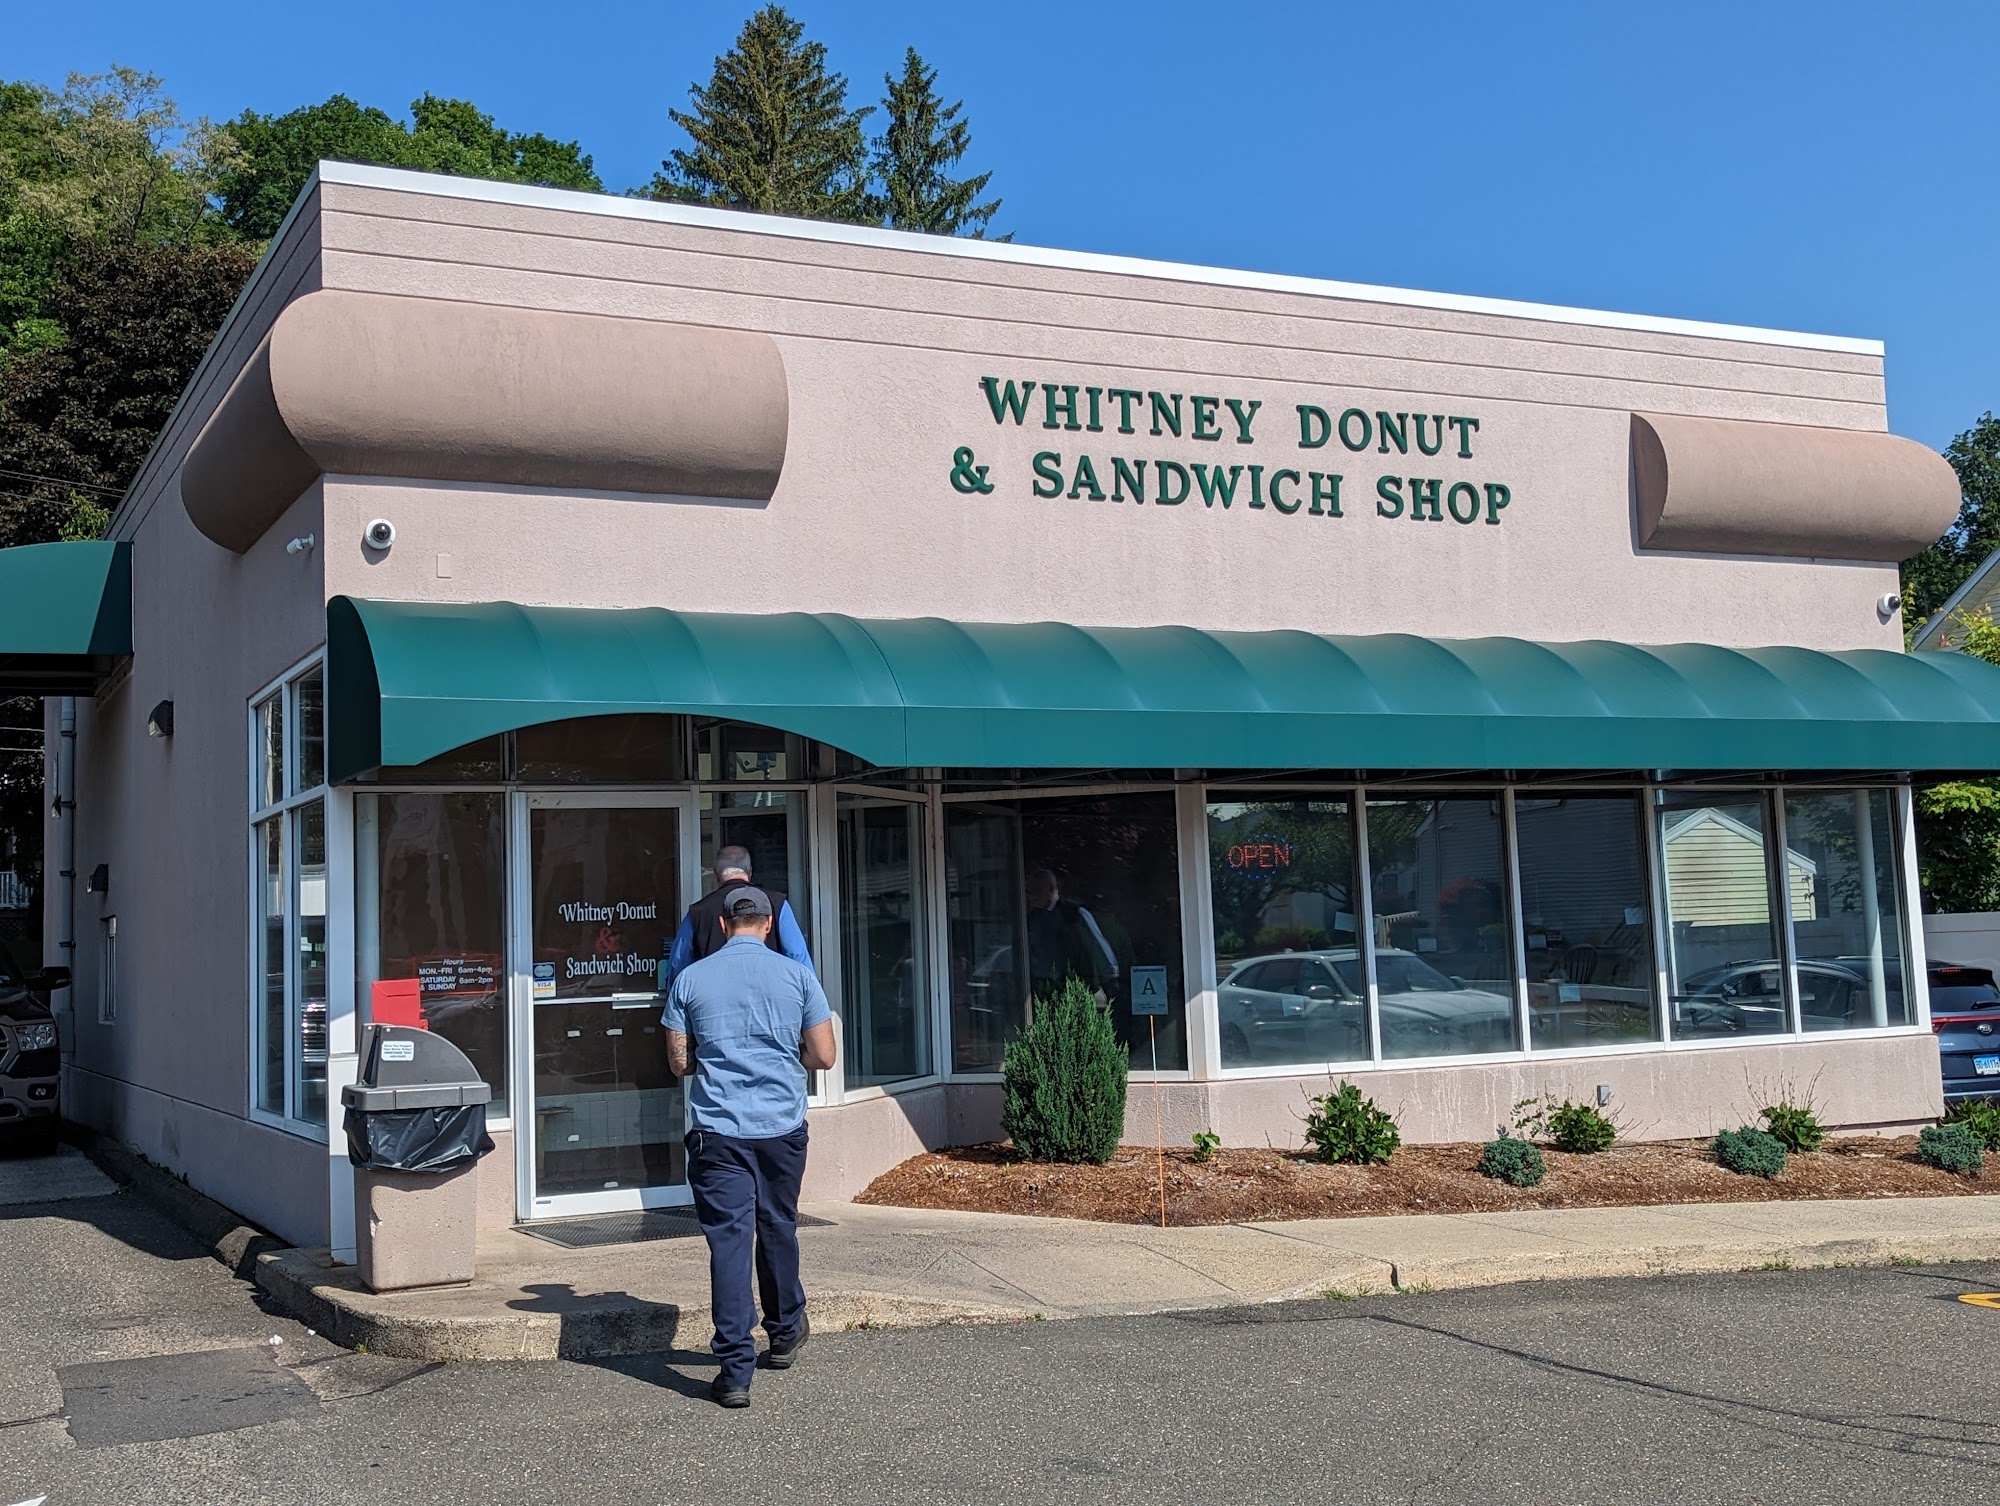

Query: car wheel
left=1222, top=1024, right=1250, bottom=1062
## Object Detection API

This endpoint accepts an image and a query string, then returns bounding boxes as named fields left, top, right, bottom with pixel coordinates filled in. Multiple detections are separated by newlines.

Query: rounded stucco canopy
left=180, top=289, right=790, bottom=553
left=1631, top=411, right=1960, bottom=561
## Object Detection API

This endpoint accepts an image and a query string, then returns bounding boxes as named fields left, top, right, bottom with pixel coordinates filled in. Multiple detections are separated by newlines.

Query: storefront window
left=357, top=792, right=510, bottom=1115
left=1207, top=798, right=1363, bottom=1070
left=250, top=663, right=328, bottom=1128
left=1515, top=795, right=1658, bottom=1049
left=516, top=714, right=684, bottom=782
left=1783, top=789, right=1910, bottom=1029
left=696, top=719, right=802, bottom=782
left=950, top=792, right=1186, bottom=1073
left=837, top=795, right=931, bottom=1086
left=1657, top=792, right=1788, bottom=1039
left=1365, top=797, right=1518, bottom=1059
left=699, top=790, right=810, bottom=946
left=369, top=735, right=504, bottom=783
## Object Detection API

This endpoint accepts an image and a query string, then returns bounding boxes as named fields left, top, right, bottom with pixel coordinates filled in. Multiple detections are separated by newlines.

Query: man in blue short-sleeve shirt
left=663, top=885, right=835, bottom=1408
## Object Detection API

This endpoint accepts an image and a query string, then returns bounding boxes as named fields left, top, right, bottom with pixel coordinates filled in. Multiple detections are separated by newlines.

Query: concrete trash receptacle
left=342, top=1025, right=494, bottom=1293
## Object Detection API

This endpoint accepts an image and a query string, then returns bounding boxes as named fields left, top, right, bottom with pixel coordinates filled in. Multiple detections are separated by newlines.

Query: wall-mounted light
left=86, top=863, right=109, bottom=897
left=286, top=533, right=316, bottom=556
left=146, top=700, right=175, bottom=738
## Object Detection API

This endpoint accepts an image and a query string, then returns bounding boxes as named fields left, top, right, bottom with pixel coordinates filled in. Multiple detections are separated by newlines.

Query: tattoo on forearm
left=667, top=1033, right=693, bottom=1077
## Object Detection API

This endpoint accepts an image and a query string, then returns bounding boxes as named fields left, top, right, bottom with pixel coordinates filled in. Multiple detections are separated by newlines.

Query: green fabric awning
left=0, top=541, right=131, bottom=693
left=325, top=596, right=2000, bottom=782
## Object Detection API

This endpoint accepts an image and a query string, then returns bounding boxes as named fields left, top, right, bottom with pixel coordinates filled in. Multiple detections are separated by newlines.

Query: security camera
left=1878, top=591, right=1903, bottom=618
left=364, top=519, right=396, bottom=552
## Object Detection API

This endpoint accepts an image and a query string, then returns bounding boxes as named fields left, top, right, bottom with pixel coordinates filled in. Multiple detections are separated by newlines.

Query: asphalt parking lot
left=3, top=1146, right=1998, bottom=1505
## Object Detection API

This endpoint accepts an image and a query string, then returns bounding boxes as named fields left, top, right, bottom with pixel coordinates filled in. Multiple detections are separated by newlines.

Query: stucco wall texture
left=299, top=175, right=1905, bottom=651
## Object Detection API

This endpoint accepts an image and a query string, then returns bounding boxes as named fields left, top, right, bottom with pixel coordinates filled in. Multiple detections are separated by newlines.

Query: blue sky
left=10, top=0, right=1996, bottom=450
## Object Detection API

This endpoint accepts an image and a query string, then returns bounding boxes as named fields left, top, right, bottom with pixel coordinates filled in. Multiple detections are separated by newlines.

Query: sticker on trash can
left=534, top=961, right=556, bottom=1000
left=381, top=1039, right=416, bottom=1062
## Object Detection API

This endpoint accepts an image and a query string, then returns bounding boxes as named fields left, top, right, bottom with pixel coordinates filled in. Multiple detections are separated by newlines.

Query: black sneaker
left=763, top=1314, right=811, bottom=1370
left=710, top=1376, right=751, bottom=1409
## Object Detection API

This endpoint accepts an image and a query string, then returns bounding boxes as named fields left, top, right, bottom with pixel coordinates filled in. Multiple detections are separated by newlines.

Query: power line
left=0, top=466, right=123, bottom=497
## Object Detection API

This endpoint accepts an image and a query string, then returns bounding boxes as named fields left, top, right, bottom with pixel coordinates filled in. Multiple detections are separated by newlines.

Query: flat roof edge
left=320, top=161, right=1884, bottom=358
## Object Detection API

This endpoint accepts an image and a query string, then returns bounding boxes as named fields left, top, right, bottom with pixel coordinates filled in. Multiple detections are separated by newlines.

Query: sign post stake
left=1150, top=1014, right=1166, bottom=1229
left=1130, top=965, right=1170, bottom=1229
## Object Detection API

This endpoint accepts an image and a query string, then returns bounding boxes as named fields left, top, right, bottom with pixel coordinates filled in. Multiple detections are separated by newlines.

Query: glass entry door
left=515, top=792, right=697, bottom=1217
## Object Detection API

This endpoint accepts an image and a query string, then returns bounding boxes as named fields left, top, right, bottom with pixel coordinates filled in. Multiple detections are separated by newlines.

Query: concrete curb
left=247, top=1218, right=2000, bottom=1363
left=254, top=1248, right=1039, bottom=1361
left=68, top=1127, right=286, bottom=1282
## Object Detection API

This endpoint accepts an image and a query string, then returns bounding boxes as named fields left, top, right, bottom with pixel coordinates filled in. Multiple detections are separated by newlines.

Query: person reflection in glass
left=1024, top=869, right=1119, bottom=1004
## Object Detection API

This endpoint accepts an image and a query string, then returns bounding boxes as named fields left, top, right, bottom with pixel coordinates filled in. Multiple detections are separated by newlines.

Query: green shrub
left=1478, top=1134, right=1546, bottom=1187
left=1001, top=977, right=1128, bottom=1164
left=1918, top=1122, right=1985, bottom=1175
left=1514, top=1094, right=1618, bottom=1154
left=1190, top=1130, right=1220, bottom=1164
left=1301, top=1082, right=1401, bottom=1165
left=1945, top=1098, right=2000, bottom=1151
left=1758, top=1100, right=1825, bottom=1154
left=1713, top=1126, right=1787, bottom=1179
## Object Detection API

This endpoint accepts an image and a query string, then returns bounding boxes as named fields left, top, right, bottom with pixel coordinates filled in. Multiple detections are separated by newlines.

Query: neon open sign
left=1227, top=840, right=1294, bottom=870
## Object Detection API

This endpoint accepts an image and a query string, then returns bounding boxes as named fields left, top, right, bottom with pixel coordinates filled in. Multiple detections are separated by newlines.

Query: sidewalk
left=258, top=1194, right=2000, bottom=1361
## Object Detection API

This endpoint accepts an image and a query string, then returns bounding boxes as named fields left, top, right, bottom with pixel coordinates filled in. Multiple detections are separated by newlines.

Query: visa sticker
left=534, top=961, right=557, bottom=1000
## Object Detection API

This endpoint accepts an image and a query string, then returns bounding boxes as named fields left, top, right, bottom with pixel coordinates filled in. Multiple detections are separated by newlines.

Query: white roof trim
left=1912, top=549, right=1997, bottom=651
left=320, top=161, right=1884, bottom=357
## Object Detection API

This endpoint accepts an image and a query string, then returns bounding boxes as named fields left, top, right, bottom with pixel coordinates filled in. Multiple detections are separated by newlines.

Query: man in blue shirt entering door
left=663, top=885, right=836, bottom=1409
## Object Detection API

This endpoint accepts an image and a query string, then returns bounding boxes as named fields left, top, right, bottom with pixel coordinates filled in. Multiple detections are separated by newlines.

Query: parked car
left=1218, top=948, right=1515, bottom=1064
left=1930, top=961, right=2000, bottom=1103
left=0, top=940, right=70, bottom=1154
left=1672, top=957, right=1909, bottom=1037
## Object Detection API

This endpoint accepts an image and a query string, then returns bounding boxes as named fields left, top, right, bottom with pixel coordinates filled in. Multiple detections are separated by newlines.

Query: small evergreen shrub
left=1945, top=1097, right=2000, bottom=1151
left=1758, top=1100, right=1825, bottom=1154
left=1301, top=1082, right=1401, bottom=1165
left=1479, top=1134, right=1547, bottom=1187
left=1190, top=1130, right=1220, bottom=1164
left=1713, top=1126, right=1787, bottom=1179
left=1001, top=977, right=1128, bottom=1164
left=1918, top=1122, right=1985, bottom=1175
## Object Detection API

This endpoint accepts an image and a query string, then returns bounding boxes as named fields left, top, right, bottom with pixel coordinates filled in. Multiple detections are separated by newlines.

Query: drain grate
left=520, top=1208, right=832, bottom=1250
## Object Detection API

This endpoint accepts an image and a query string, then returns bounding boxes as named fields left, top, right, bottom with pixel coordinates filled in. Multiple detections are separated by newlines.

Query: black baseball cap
left=724, top=886, right=774, bottom=919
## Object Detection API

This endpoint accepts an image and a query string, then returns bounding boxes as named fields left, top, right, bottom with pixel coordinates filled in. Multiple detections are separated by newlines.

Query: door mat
left=519, top=1208, right=833, bottom=1250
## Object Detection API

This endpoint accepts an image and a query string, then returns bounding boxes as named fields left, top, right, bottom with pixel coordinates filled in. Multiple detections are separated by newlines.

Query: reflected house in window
left=1661, top=806, right=1815, bottom=927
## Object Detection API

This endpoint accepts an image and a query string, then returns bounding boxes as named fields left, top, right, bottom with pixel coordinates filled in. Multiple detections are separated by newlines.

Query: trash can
left=341, top=1025, right=494, bottom=1293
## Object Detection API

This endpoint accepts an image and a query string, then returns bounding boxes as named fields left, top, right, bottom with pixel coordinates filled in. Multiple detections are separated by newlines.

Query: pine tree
left=872, top=48, right=1002, bottom=238
left=648, top=6, right=871, bottom=223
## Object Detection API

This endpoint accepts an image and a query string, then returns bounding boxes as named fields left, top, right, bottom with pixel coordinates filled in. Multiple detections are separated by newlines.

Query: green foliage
left=1300, top=1082, right=1400, bottom=1165
left=1917, top=1121, right=1985, bottom=1175
left=1903, top=412, right=2000, bottom=629
left=1713, top=1126, right=1787, bottom=1178
left=649, top=5, right=872, bottom=221
left=1478, top=1134, right=1546, bottom=1187
left=0, top=240, right=257, bottom=548
left=872, top=48, right=1001, bottom=238
left=1757, top=1100, right=1825, bottom=1154
left=215, top=92, right=602, bottom=241
left=1001, top=976, right=1128, bottom=1164
left=1944, top=1097, right=2000, bottom=1150
left=1512, top=1093, right=1618, bottom=1153
left=1189, top=1130, right=1220, bottom=1163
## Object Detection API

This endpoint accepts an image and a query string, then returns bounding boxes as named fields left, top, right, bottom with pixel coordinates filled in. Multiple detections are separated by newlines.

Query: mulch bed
left=854, top=1138, right=1998, bottom=1227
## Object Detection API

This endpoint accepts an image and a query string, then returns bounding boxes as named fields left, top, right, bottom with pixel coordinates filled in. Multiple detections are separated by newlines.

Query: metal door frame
left=509, top=789, right=701, bottom=1221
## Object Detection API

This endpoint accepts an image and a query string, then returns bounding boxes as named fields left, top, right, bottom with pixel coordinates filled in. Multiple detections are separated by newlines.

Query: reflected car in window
left=1217, top=949, right=1514, bottom=1066
left=1673, top=958, right=1904, bottom=1036
left=1930, top=962, right=2000, bottom=1102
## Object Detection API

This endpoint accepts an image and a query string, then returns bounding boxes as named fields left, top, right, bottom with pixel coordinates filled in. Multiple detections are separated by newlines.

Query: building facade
left=8, top=162, right=1994, bottom=1256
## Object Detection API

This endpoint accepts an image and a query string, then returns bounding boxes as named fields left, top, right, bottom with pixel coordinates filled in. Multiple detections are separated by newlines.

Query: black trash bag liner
left=344, top=1104, right=494, bottom=1174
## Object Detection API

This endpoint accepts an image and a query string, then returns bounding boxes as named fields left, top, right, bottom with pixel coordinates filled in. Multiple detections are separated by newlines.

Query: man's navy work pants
left=687, top=1123, right=809, bottom=1388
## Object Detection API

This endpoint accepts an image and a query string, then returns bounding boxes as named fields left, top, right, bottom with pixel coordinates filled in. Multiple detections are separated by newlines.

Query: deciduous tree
left=1902, top=413, right=2000, bottom=630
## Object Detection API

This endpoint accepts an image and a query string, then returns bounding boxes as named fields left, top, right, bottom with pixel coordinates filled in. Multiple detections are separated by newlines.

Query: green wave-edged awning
left=325, top=596, right=2000, bottom=782
left=0, top=541, right=131, bottom=693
